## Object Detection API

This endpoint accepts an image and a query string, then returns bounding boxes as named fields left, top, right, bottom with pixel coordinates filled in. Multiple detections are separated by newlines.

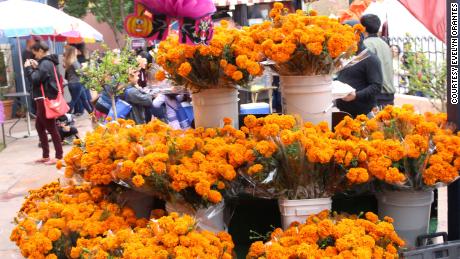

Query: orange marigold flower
left=248, top=164, right=263, bottom=175
left=208, top=190, right=223, bottom=203
left=216, top=181, right=226, bottom=190
left=384, top=216, right=394, bottom=223
left=132, top=175, right=145, bottom=187
left=231, top=70, right=243, bottom=81
left=223, top=117, right=232, bottom=125
left=195, top=180, right=211, bottom=196
left=46, top=228, right=61, bottom=242
left=346, top=168, right=369, bottom=184
left=244, top=115, right=258, bottom=128
left=155, top=70, right=166, bottom=81
left=353, top=24, right=366, bottom=33
left=178, top=62, right=192, bottom=77
left=273, top=2, right=284, bottom=10
left=307, top=42, right=323, bottom=55
left=365, top=212, right=379, bottom=223
left=220, top=59, right=228, bottom=68
left=56, top=160, right=63, bottom=170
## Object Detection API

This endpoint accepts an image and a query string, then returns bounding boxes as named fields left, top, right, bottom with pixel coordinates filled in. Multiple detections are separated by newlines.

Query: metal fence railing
left=387, top=36, right=446, bottom=96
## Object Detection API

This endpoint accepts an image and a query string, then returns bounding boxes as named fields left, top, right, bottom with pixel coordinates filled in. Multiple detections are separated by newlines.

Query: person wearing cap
left=335, top=20, right=383, bottom=118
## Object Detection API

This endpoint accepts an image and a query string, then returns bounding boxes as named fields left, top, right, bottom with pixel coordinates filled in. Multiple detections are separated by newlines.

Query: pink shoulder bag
left=40, top=65, right=70, bottom=119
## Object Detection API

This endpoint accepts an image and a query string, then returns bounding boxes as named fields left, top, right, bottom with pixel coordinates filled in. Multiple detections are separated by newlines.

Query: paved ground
left=0, top=114, right=93, bottom=258
left=0, top=113, right=448, bottom=258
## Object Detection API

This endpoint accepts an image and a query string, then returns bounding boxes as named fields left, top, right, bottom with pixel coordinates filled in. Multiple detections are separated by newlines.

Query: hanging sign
left=124, top=0, right=216, bottom=45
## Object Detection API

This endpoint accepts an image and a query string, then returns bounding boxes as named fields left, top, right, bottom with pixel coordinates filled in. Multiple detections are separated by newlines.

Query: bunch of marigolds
left=155, top=20, right=264, bottom=92
left=247, top=210, right=404, bottom=259
left=245, top=2, right=364, bottom=75
left=10, top=182, right=235, bottom=259
left=334, top=104, right=460, bottom=189
left=241, top=114, right=367, bottom=200
left=64, top=118, right=253, bottom=209
left=10, top=182, right=147, bottom=258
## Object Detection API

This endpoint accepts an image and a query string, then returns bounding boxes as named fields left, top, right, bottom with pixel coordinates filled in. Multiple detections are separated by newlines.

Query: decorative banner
left=398, top=0, right=447, bottom=43
left=124, top=0, right=216, bottom=45
left=337, top=0, right=372, bottom=23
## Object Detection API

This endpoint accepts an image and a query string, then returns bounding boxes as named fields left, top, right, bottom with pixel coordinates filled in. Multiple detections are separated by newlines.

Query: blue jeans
left=74, top=88, right=92, bottom=114
left=68, top=83, right=93, bottom=114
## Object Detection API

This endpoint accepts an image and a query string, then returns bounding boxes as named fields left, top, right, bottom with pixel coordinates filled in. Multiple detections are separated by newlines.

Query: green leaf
left=99, top=209, right=111, bottom=221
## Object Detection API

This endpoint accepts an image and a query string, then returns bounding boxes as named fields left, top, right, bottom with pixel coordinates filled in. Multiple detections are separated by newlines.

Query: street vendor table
left=3, top=92, right=34, bottom=138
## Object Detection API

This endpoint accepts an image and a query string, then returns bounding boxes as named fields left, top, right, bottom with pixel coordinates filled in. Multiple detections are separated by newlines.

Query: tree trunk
left=111, top=94, right=118, bottom=120
left=112, top=29, right=122, bottom=48
left=107, top=0, right=121, bottom=48
left=120, top=0, right=126, bottom=23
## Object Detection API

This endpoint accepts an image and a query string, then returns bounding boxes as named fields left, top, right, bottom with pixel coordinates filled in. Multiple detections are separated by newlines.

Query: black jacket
left=25, top=54, right=60, bottom=99
left=336, top=50, right=383, bottom=117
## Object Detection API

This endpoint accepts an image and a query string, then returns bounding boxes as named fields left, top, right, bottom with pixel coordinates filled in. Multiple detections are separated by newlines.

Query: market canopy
left=57, top=16, right=104, bottom=43
left=0, top=0, right=103, bottom=43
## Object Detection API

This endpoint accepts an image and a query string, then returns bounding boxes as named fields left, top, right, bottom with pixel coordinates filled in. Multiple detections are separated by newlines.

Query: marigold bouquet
left=64, top=118, right=252, bottom=209
left=246, top=3, right=364, bottom=76
left=10, top=182, right=146, bottom=259
left=334, top=105, right=460, bottom=190
left=240, top=114, right=362, bottom=200
left=70, top=212, right=235, bottom=259
left=11, top=182, right=235, bottom=259
left=155, top=20, right=264, bottom=92
left=247, top=210, right=404, bottom=259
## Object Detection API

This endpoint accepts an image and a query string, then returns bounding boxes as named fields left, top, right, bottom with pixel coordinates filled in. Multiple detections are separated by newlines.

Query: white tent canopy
left=0, top=0, right=103, bottom=42
left=0, top=0, right=103, bottom=135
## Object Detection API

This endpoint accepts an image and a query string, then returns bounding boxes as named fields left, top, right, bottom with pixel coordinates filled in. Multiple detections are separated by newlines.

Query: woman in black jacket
left=24, top=41, right=63, bottom=165
left=335, top=20, right=383, bottom=118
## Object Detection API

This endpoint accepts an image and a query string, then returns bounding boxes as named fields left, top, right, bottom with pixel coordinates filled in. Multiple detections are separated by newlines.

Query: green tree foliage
left=403, top=39, right=447, bottom=112
left=81, top=40, right=137, bottom=118
left=62, top=0, right=89, bottom=18
left=61, top=0, right=134, bottom=45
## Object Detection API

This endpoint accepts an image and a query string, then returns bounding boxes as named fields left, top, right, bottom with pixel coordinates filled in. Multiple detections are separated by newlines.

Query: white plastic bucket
left=377, top=190, right=434, bottom=248
left=278, top=197, right=332, bottom=229
left=165, top=201, right=226, bottom=233
left=192, top=88, right=239, bottom=128
left=280, top=75, right=333, bottom=127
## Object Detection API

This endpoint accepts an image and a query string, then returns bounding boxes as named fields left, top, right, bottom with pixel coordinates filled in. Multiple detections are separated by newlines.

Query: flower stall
left=246, top=3, right=363, bottom=126
left=155, top=21, right=264, bottom=128
left=8, top=2, right=460, bottom=258
left=334, top=105, right=460, bottom=247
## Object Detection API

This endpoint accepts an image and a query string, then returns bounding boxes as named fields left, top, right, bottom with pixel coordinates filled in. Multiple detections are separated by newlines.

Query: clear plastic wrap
left=237, top=166, right=280, bottom=199
left=165, top=199, right=226, bottom=233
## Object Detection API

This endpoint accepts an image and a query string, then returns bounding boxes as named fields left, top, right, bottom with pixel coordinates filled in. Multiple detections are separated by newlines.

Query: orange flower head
left=178, top=62, right=192, bottom=77
left=231, top=70, right=243, bottom=81
left=155, top=70, right=166, bottom=81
